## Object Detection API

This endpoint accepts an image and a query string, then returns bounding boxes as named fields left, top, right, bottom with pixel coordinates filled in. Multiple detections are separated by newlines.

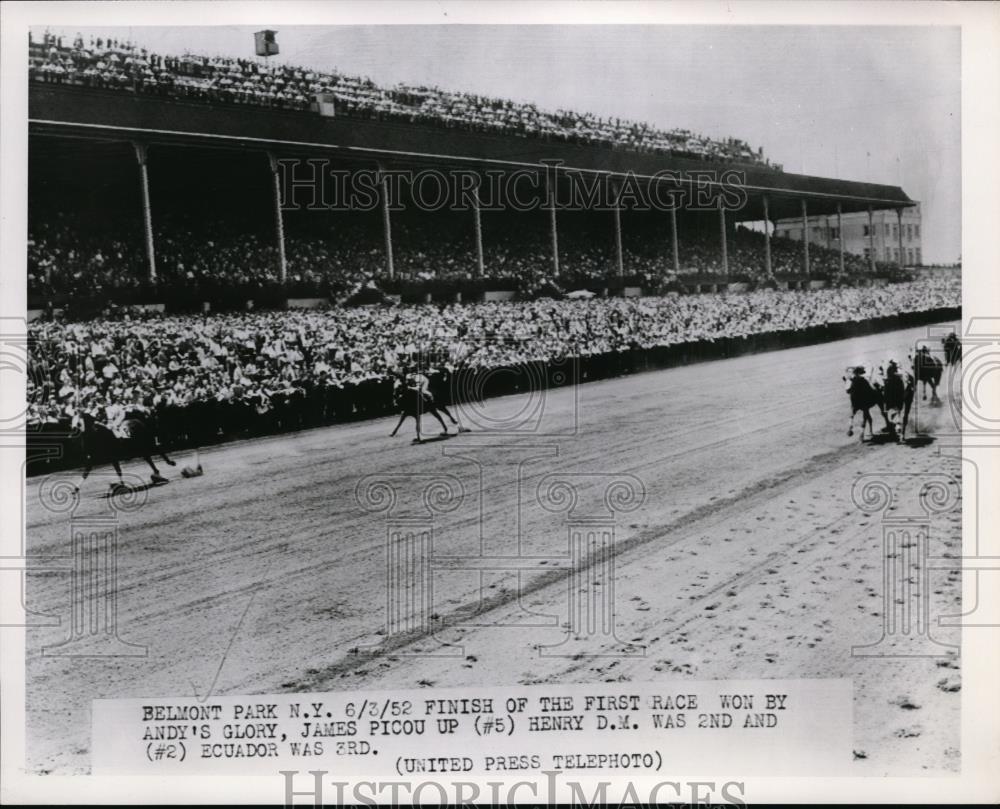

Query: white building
left=774, top=203, right=922, bottom=266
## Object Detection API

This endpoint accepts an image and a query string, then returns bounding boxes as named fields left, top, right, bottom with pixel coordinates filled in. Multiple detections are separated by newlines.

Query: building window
left=915, top=224, right=921, bottom=238
left=916, top=248, right=922, bottom=264
left=863, top=247, right=871, bottom=260
left=863, top=224, right=870, bottom=237
left=893, top=224, right=899, bottom=239
left=885, top=224, right=890, bottom=237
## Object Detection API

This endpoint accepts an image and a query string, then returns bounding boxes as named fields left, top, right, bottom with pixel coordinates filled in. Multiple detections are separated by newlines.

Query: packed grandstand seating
left=26, top=276, right=960, bottom=446
left=29, top=30, right=778, bottom=169
left=28, top=206, right=887, bottom=303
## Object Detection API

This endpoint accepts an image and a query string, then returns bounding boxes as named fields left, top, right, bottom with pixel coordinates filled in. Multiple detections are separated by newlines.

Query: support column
left=132, top=142, right=157, bottom=283
left=267, top=152, right=288, bottom=284
left=800, top=198, right=810, bottom=277
left=837, top=203, right=844, bottom=275
left=718, top=198, right=728, bottom=275
left=472, top=186, right=484, bottom=278
left=762, top=195, right=772, bottom=278
left=669, top=204, right=680, bottom=275
left=896, top=208, right=905, bottom=271
left=378, top=163, right=395, bottom=280
left=549, top=176, right=560, bottom=277
left=612, top=182, right=624, bottom=277
left=867, top=206, right=876, bottom=274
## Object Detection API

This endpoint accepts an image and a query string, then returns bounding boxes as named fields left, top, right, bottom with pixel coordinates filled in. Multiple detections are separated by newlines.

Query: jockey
left=883, top=359, right=904, bottom=407
left=406, top=368, right=433, bottom=403
left=847, top=365, right=874, bottom=395
left=105, top=401, right=131, bottom=439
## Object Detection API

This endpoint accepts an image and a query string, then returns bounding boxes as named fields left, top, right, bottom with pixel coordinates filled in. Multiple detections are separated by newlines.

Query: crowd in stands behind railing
left=27, top=209, right=900, bottom=304
left=29, top=30, right=779, bottom=169
left=25, top=276, right=960, bottom=440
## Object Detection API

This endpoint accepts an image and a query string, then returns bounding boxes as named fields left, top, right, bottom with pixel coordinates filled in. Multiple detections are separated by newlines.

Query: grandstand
left=28, top=31, right=919, bottom=317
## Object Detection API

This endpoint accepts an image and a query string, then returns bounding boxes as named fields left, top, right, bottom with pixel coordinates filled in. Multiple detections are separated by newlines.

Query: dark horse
left=75, top=411, right=176, bottom=492
left=873, top=365, right=916, bottom=440
left=911, top=347, right=943, bottom=403
left=844, top=368, right=886, bottom=442
left=942, top=332, right=962, bottom=367
left=389, top=385, right=455, bottom=443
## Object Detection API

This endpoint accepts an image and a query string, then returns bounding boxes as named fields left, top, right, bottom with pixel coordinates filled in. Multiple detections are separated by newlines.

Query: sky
left=38, top=24, right=961, bottom=263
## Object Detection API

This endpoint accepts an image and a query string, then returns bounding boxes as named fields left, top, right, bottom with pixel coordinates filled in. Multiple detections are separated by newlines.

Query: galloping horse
left=844, top=367, right=885, bottom=442
left=75, top=410, right=176, bottom=492
left=911, top=346, right=943, bottom=403
left=942, top=332, right=962, bottom=367
left=873, top=363, right=916, bottom=440
left=389, top=384, right=454, bottom=443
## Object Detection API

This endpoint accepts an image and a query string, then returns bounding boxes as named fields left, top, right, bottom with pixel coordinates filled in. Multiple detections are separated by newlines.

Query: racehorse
left=910, top=347, right=943, bottom=403
left=75, top=410, right=176, bottom=493
left=873, top=364, right=916, bottom=440
left=389, top=385, right=454, bottom=443
left=942, top=332, right=962, bottom=367
left=844, top=367, right=886, bottom=442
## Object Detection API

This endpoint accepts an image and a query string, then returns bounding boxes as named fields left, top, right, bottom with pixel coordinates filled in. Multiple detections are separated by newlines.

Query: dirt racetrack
left=25, top=322, right=962, bottom=775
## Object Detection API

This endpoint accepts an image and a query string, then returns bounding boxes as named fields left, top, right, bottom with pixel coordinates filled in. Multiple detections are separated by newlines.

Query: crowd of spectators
left=26, top=276, right=960, bottom=446
left=28, top=208, right=893, bottom=304
left=29, top=30, right=778, bottom=168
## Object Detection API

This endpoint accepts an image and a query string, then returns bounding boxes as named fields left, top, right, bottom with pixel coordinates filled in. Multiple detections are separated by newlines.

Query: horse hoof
left=151, top=474, right=167, bottom=484
left=847, top=429, right=853, bottom=437
left=167, top=459, right=177, bottom=466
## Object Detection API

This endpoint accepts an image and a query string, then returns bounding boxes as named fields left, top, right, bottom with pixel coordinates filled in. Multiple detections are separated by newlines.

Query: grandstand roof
left=30, top=85, right=915, bottom=221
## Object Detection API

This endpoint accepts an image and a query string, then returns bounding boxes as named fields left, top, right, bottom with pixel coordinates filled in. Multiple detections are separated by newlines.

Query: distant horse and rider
left=389, top=365, right=468, bottom=443
left=72, top=408, right=178, bottom=494
left=942, top=331, right=962, bottom=367
left=910, top=344, right=944, bottom=403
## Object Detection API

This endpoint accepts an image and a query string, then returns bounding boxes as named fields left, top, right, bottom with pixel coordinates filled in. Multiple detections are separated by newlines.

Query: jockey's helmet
left=852, top=366, right=866, bottom=376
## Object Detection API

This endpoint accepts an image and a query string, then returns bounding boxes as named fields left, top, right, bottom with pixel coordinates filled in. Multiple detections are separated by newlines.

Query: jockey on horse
left=389, top=364, right=453, bottom=442
left=910, top=345, right=943, bottom=403
left=72, top=398, right=176, bottom=493
left=844, top=365, right=888, bottom=442
left=874, top=359, right=915, bottom=439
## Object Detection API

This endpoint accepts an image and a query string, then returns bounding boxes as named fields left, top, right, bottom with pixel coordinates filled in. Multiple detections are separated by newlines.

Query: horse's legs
left=847, top=410, right=856, bottom=437
left=159, top=449, right=176, bottom=467
left=414, top=414, right=422, bottom=441
left=861, top=409, right=872, bottom=441
left=111, top=459, right=124, bottom=483
left=144, top=456, right=169, bottom=484
left=438, top=403, right=459, bottom=425
left=430, top=408, right=449, bottom=434
left=390, top=412, right=408, bottom=437
left=75, top=463, right=91, bottom=493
